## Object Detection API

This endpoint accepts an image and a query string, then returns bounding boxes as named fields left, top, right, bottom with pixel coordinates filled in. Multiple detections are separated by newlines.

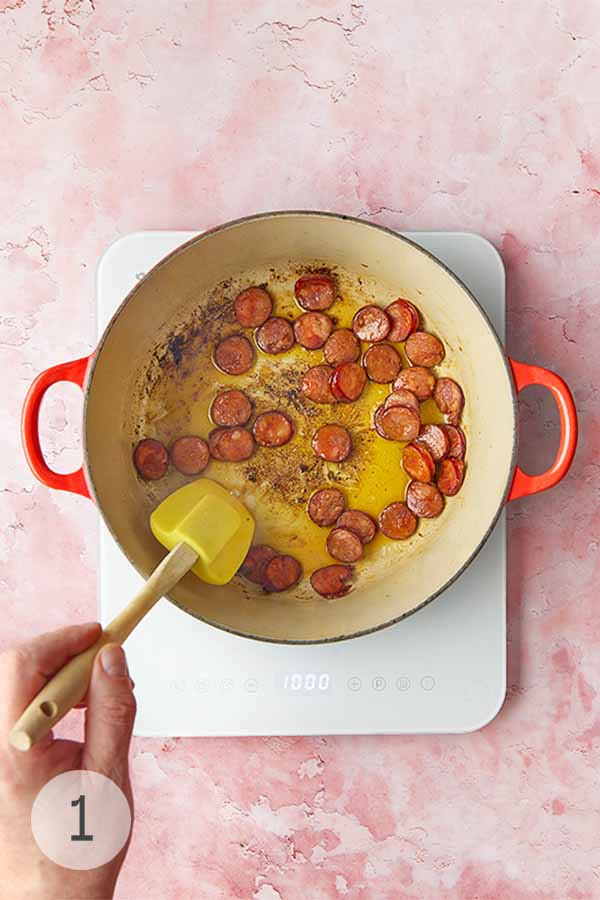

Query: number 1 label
left=70, top=794, right=93, bottom=842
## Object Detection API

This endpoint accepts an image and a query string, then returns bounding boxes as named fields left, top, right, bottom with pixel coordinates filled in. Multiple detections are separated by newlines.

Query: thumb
left=82, top=644, right=136, bottom=784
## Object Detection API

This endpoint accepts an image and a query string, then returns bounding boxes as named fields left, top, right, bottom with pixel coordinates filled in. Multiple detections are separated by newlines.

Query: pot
left=22, top=212, right=577, bottom=643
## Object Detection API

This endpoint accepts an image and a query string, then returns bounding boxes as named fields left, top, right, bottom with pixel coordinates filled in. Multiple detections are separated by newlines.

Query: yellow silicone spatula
left=9, top=479, right=254, bottom=751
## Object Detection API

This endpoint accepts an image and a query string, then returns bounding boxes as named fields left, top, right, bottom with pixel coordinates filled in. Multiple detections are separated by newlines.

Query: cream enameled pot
left=22, top=212, right=577, bottom=643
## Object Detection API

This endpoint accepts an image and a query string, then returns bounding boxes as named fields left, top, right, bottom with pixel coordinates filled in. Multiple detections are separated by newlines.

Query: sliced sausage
left=208, top=428, right=226, bottom=460
left=363, top=343, right=402, bottom=383
left=323, top=328, right=361, bottom=365
left=374, top=404, right=420, bottom=442
left=312, top=424, right=352, bottom=462
left=263, top=554, right=302, bottom=592
left=386, top=299, right=419, bottom=342
left=434, top=377, right=464, bottom=424
left=301, top=364, right=337, bottom=403
left=213, top=334, right=255, bottom=375
left=406, top=481, right=444, bottom=518
left=336, top=510, right=377, bottom=544
left=402, top=442, right=435, bottom=483
left=326, top=527, right=363, bottom=563
left=331, top=362, right=367, bottom=402
left=295, top=274, right=336, bottom=311
left=352, top=305, right=391, bottom=342
left=234, top=286, right=273, bottom=328
left=405, top=331, right=445, bottom=367
left=133, top=438, right=168, bottom=481
left=255, top=317, right=295, bottom=354
left=393, top=366, right=436, bottom=401
left=170, top=435, right=210, bottom=475
left=378, top=502, right=417, bottom=540
left=252, top=410, right=294, bottom=447
left=385, top=389, right=420, bottom=412
left=208, top=426, right=254, bottom=462
left=417, top=424, right=449, bottom=461
left=293, top=311, right=333, bottom=350
left=239, top=544, right=278, bottom=584
left=442, top=424, right=467, bottom=459
left=437, top=458, right=465, bottom=496
left=310, top=564, right=354, bottom=598
left=308, top=488, right=346, bottom=527
left=210, top=389, right=252, bottom=427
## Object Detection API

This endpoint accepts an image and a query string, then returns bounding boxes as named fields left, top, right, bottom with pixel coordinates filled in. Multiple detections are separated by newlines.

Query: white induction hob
left=97, top=230, right=506, bottom=736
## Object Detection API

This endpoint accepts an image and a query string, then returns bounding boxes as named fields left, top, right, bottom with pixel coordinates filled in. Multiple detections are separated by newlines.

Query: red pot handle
left=21, top=356, right=92, bottom=498
left=507, top=358, right=577, bottom=502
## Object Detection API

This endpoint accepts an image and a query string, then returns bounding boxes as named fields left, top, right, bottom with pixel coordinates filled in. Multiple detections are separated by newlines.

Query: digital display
left=282, top=672, right=332, bottom=694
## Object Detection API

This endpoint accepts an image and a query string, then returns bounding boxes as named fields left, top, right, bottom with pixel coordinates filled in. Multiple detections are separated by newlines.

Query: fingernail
left=101, top=645, right=128, bottom=677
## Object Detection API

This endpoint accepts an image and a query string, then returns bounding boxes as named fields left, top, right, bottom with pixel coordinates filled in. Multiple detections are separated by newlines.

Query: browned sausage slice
left=312, top=424, right=352, bottom=462
left=434, top=377, right=465, bottom=424
left=301, top=365, right=337, bottom=403
left=208, top=427, right=254, bottom=461
left=208, top=428, right=226, bottom=460
left=239, top=544, right=278, bottom=584
left=352, top=305, right=391, bottom=342
left=385, top=389, right=420, bottom=412
left=308, top=488, right=346, bottom=527
left=326, top=527, right=363, bottom=563
left=213, top=334, right=255, bottom=375
left=294, top=274, right=336, bottom=311
left=255, top=317, right=295, bottom=354
left=417, top=424, right=449, bottom=461
left=374, top=405, right=420, bottom=442
left=310, top=564, right=354, bottom=598
left=133, top=438, right=168, bottom=480
left=170, top=435, right=210, bottom=475
left=437, top=458, right=465, bottom=496
left=406, top=481, right=444, bottom=518
left=210, top=389, right=252, bottom=426
left=405, top=331, right=445, bottom=367
left=293, top=311, right=333, bottom=350
left=363, top=343, right=402, bottom=383
left=336, top=510, right=377, bottom=544
left=263, top=554, right=302, bottom=592
left=393, top=366, right=436, bottom=400
left=402, top=442, right=435, bottom=483
left=234, top=286, right=273, bottom=327
left=442, top=424, right=467, bottom=459
left=386, top=299, right=420, bottom=342
left=323, top=328, right=361, bottom=365
left=378, top=502, right=417, bottom=539
left=252, top=410, right=294, bottom=447
left=330, top=362, right=367, bottom=402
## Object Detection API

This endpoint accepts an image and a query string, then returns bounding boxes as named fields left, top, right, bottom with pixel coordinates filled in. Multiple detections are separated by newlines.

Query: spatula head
left=150, top=478, right=254, bottom=586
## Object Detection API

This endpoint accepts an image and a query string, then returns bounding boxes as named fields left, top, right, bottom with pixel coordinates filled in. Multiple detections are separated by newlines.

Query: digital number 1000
left=283, top=673, right=331, bottom=693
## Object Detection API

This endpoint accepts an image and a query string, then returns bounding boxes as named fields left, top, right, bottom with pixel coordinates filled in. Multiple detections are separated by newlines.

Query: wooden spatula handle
left=8, top=542, right=197, bottom=752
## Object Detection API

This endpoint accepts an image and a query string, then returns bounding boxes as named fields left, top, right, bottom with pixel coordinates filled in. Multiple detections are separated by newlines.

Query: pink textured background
left=1, top=1, right=598, bottom=898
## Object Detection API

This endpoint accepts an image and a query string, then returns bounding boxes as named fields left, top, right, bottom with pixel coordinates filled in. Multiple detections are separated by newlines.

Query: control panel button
left=421, top=675, right=435, bottom=691
left=347, top=677, right=362, bottom=692
left=194, top=678, right=209, bottom=693
left=372, top=676, right=387, bottom=692
left=396, top=676, right=411, bottom=692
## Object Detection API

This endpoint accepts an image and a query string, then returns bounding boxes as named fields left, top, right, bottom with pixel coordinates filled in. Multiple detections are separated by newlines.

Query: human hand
left=0, top=624, right=136, bottom=899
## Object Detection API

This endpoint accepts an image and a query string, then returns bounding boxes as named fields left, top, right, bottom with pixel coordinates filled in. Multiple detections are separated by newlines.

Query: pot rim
left=85, top=210, right=517, bottom=645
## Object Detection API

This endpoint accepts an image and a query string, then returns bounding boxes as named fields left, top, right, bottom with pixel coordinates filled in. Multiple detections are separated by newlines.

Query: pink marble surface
left=1, top=1, right=598, bottom=897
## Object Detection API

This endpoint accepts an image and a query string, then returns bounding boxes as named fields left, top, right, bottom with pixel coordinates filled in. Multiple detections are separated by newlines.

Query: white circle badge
left=31, top=770, right=132, bottom=870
